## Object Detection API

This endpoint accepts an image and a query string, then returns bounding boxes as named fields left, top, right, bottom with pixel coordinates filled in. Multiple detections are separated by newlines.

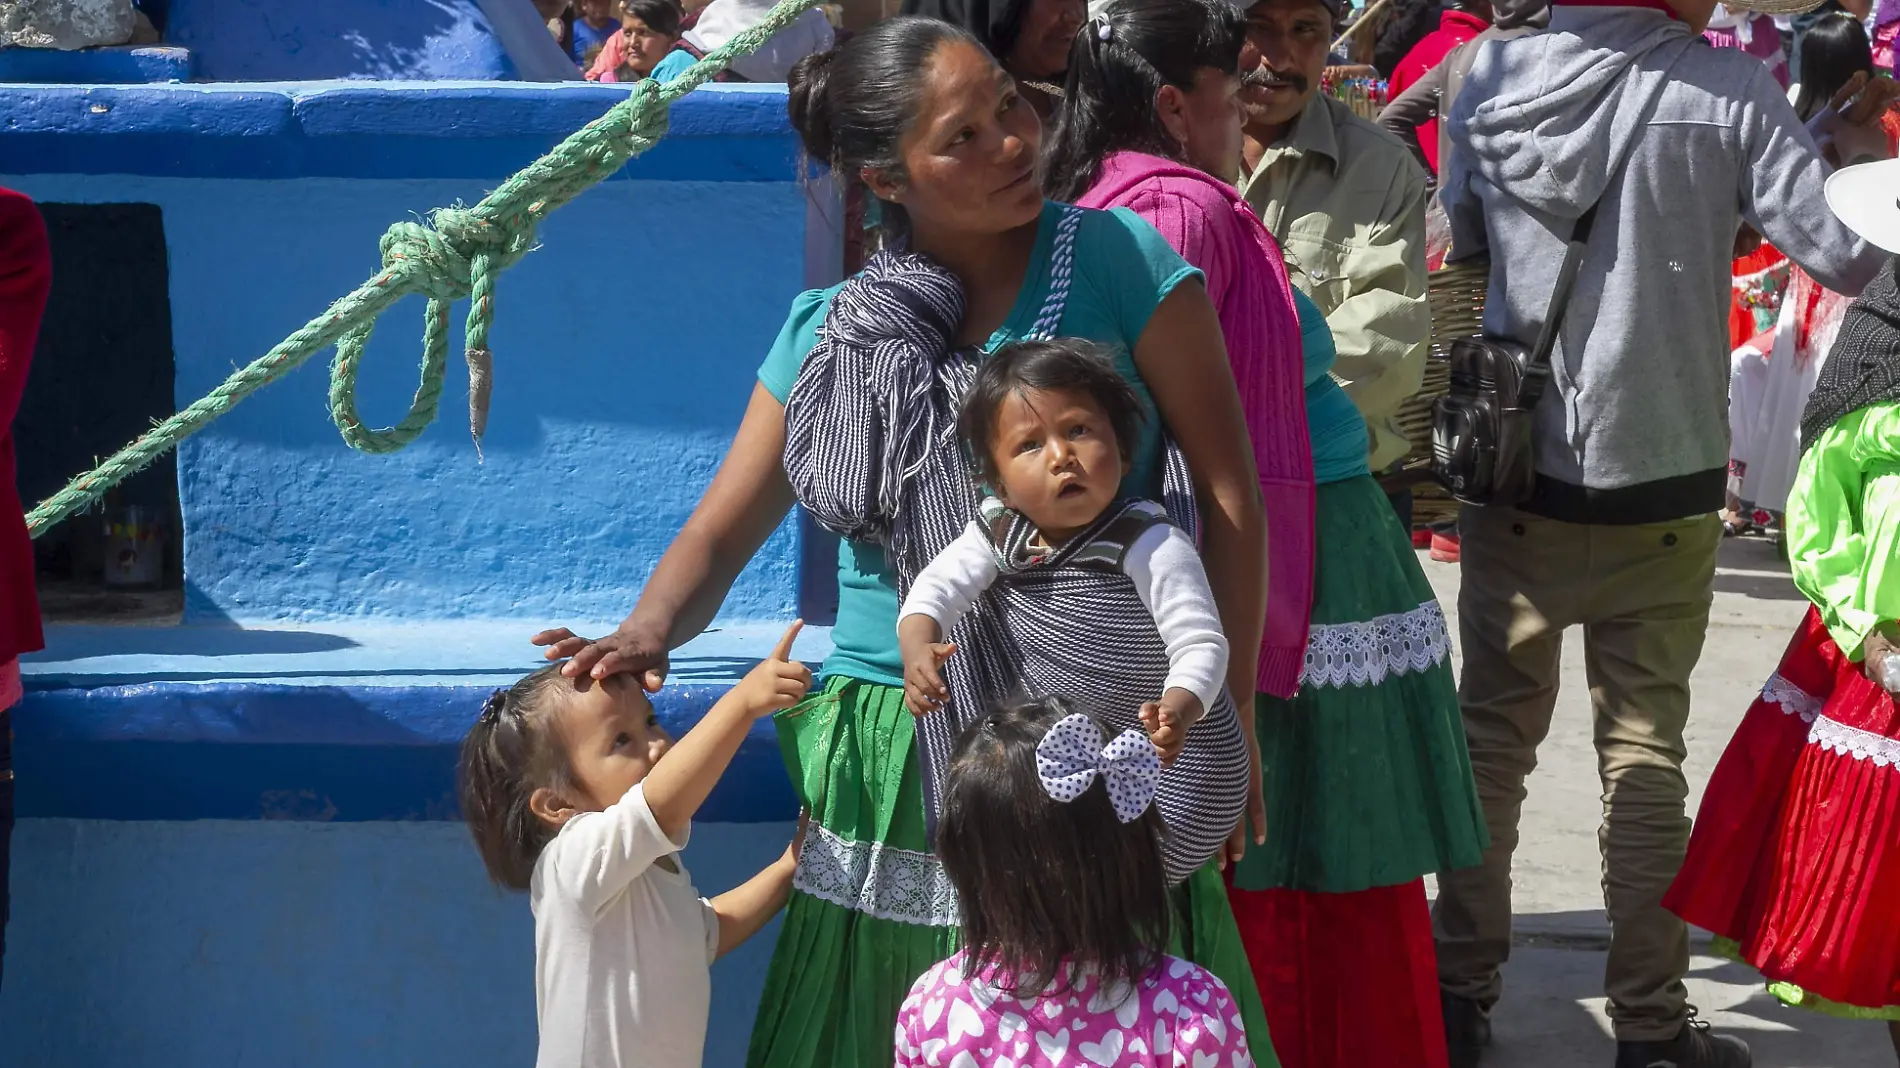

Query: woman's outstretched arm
left=533, top=383, right=799, bottom=685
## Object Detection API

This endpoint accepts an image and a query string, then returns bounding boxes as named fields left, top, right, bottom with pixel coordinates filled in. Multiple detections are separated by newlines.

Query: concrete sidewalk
left=1418, top=536, right=1894, bottom=1068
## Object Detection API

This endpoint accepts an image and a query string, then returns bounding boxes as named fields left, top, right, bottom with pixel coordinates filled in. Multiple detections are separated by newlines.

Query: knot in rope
left=378, top=208, right=537, bottom=303
left=623, top=79, right=672, bottom=158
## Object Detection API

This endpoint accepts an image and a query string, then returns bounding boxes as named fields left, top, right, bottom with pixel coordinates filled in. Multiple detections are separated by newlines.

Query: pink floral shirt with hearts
left=894, top=951, right=1255, bottom=1068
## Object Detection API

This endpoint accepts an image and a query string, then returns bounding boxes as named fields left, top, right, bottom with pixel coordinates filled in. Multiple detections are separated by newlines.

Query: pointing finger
left=771, top=620, right=805, bottom=663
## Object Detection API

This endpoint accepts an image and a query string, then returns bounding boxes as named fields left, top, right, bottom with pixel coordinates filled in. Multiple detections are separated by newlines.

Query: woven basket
left=1399, top=259, right=1489, bottom=529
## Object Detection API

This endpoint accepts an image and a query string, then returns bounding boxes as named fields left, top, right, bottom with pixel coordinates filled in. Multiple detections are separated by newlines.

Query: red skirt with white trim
left=1665, top=606, right=1900, bottom=1016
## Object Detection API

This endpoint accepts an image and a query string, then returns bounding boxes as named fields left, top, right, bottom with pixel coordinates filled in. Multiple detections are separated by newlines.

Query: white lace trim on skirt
left=1810, top=713, right=1900, bottom=769
left=1299, top=600, right=1452, bottom=689
left=1761, top=672, right=1823, bottom=722
left=792, top=824, right=960, bottom=927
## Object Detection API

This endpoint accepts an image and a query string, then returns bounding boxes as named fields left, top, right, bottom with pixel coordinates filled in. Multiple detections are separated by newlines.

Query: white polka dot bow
left=1034, top=712, right=1161, bottom=823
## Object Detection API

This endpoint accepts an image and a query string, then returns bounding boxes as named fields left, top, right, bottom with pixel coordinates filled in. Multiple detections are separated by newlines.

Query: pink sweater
left=1077, top=152, right=1316, bottom=698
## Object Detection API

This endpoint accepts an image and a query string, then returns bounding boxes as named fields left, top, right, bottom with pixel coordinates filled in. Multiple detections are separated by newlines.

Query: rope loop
left=329, top=295, right=453, bottom=454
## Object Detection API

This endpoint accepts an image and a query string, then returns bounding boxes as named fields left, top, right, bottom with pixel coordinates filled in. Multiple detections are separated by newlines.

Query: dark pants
left=1388, top=487, right=1414, bottom=531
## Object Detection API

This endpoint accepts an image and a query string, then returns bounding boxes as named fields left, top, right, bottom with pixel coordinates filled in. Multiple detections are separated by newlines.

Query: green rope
left=24, top=0, right=819, bottom=537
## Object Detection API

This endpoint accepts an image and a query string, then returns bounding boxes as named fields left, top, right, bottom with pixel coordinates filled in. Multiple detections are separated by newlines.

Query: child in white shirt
left=459, top=621, right=813, bottom=1068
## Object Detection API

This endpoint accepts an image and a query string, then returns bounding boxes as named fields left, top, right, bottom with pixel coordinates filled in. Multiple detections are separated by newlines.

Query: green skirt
left=748, top=676, right=1279, bottom=1067
left=1232, top=475, right=1488, bottom=895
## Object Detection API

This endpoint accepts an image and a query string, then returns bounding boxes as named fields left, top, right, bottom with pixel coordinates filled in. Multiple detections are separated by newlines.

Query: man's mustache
left=1241, top=68, right=1307, bottom=94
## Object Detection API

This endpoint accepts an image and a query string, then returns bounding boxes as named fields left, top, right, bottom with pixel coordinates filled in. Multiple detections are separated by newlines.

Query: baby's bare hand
left=902, top=642, right=956, bottom=716
left=1139, top=692, right=1204, bottom=765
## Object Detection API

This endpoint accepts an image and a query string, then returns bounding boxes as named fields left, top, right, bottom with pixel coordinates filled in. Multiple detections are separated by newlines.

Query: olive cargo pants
left=1432, top=505, right=1722, bottom=1043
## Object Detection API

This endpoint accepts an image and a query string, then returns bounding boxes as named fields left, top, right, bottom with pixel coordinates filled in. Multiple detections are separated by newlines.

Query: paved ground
left=1417, top=536, right=1895, bottom=1067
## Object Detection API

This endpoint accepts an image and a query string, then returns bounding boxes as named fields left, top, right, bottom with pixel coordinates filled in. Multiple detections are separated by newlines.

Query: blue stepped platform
left=4, top=623, right=826, bottom=1067
left=1, top=81, right=843, bottom=1068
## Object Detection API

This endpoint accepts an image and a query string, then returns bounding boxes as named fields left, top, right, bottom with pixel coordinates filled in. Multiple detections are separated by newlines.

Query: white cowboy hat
left=1826, top=158, right=1900, bottom=255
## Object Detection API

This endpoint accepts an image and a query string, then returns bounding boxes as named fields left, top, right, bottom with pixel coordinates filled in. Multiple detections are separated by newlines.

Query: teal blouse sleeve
left=1785, top=400, right=1900, bottom=658
left=756, top=286, right=841, bottom=402
left=650, top=48, right=698, bottom=83
left=1071, top=207, right=1204, bottom=346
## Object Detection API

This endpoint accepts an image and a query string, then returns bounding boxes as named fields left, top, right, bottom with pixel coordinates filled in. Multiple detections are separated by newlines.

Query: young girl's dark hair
left=958, top=338, right=1146, bottom=487
left=1794, top=14, right=1874, bottom=122
left=622, top=0, right=682, bottom=38
left=786, top=16, right=983, bottom=237
left=1044, top=0, right=1245, bottom=202
left=458, top=664, right=577, bottom=890
left=936, top=694, right=1173, bottom=996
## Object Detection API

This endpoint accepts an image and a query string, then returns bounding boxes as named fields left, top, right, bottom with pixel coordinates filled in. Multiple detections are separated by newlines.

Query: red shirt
left=1389, top=8, right=1491, bottom=175
left=0, top=188, right=48, bottom=665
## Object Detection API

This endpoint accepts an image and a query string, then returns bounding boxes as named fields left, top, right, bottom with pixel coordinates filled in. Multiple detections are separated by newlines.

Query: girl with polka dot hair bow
left=893, top=694, right=1260, bottom=1067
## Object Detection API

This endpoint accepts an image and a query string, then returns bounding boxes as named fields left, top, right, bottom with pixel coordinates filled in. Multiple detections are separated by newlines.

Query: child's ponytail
left=457, top=666, right=576, bottom=890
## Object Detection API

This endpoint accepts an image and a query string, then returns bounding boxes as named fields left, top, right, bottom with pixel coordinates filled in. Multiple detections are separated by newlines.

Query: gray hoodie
left=1444, top=6, right=1884, bottom=523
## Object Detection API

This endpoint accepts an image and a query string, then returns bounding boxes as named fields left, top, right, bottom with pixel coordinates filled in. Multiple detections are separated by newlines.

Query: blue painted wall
left=2, top=83, right=839, bottom=625
left=1, top=82, right=846, bottom=1068
left=163, top=0, right=518, bottom=81
left=1, top=818, right=799, bottom=1067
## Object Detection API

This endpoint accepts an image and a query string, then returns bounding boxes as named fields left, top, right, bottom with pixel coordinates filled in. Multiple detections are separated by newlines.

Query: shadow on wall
left=163, top=0, right=517, bottom=80
left=33, top=623, right=360, bottom=658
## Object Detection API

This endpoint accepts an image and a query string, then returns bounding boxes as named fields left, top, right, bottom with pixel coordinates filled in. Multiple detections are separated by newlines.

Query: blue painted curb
left=12, top=681, right=800, bottom=822
left=0, top=83, right=801, bottom=181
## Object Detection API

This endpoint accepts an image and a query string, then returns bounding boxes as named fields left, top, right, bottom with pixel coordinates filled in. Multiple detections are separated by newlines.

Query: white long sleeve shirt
left=900, top=519, right=1230, bottom=711
left=531, top=782, right=720, bottom=1068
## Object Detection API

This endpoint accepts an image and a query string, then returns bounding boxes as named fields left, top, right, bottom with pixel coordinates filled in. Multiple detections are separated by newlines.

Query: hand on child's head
left=459, top=663, right=669, bottom=890
left=528, top=672, right=672, bottom=827
left=733, top=620, right=814, bottom=716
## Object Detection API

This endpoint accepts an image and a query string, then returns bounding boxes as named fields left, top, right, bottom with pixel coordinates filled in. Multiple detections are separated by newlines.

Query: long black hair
left=787, top=16, right=984, bottom=237
left=1794, top=13, right=1874, bottom=122
left=936, top=694, right=1173, bottom=997
left=1042, top=0, right=1245, bottom=203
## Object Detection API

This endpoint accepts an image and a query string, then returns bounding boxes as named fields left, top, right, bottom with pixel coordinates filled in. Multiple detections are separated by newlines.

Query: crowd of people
left=459, top=0, right=1900, bottom=1067
left=531, top=0, right=839, bottom=82
left=2, top=0, right=1897, bottom=1066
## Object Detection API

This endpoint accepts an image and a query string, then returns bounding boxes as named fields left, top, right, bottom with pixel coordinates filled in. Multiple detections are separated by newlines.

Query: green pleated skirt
left=1232, top=475, right=1489, bottom=895
left=747, top=676, right=1280, bottom=1067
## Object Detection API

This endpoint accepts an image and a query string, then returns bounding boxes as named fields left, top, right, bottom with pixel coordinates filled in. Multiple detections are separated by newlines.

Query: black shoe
left=1613, top=1009, right=1751, bottom=1068
left=1442, top=991, right=1491, bottom=1068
